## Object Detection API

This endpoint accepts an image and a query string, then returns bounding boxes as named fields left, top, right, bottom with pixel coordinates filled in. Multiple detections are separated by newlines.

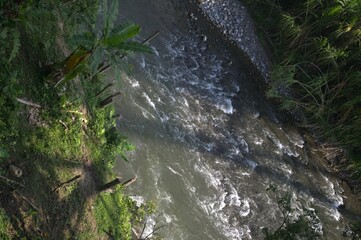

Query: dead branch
left=98, top=92, right=121, bottom=108
left=122, top=176, right=137, bottom=188
left=97, top=176, right=137, bottom=193
left=16, top=98, right=41, bottom=108
left=53, top=174, right=81, bottom=192
left=0, top=175, right=24, bottom=187
left=143, top=224, right=166, bottom=240
left=96, top=83, right=114, bottom=97
left=97, top=177, right=122, bottom=193
left=13, top=190, right=40, bottom=212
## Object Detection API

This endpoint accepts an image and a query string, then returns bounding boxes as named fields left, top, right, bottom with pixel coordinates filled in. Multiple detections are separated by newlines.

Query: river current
left=113, top=0, right=358, bottom=239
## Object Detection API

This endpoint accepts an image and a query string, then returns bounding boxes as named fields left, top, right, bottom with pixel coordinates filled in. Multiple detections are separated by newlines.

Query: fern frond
left=8, top=29, right=20, bottom=63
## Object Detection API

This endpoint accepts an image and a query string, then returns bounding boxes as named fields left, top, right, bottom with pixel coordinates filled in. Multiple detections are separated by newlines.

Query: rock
left=9, top=165, right=23, bottom=178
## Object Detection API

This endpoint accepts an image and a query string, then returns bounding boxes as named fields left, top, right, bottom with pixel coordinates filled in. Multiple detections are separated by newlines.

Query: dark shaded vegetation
left=0, top=0, right=155, bottom=239
left=243, top=0, right=361, bottom=188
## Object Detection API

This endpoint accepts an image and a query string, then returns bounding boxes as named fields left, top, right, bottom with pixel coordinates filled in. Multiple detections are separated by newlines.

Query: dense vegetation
left=241, top=0, right=361, bottom=238
left=244, top=0, right=361, bottom=188
left=0, top=0, right=155, bottom=239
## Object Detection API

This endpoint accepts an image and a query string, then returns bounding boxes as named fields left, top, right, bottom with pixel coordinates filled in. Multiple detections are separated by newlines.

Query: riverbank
left=0, top=1, right=153, bottom=239
left=240, top=0, right=361, bottom=197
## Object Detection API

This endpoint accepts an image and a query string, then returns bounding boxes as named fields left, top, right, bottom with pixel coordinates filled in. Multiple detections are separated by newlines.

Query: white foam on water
left=142, top=92, right=157, bottom=111
left=194, top=163, right=222, bottom=189
left=320, top=175, right=343, bottom=221
left=163, top=213, right=173, bottom=224
left=253, top=138, right=264, bottom=145
left=138, top=56, right=146, bottom=68
left=132, top=100, right=155, bottom=119
left=264, top=130, right=300, bottom=157
left=140, top=216, right=157, bottom=239
left=124, top=74, right=141, bottom=88
left=129, top=195, right=145, bottom=207
left=132, top=81, right=140, bottom=88
left=245, top=158, right=258, bottom=170
left=321, top=175, right=344, bottom=208
left=167, top=166, right=183, bottom=177
left=216, top=98, right=234, bottom=114
left=238, top=137, right=249, bottom=153
left=279, top=163, right=293, bottom=176
left=192, top=156, right=250, bottom=239
left=239, top=199, right=251, bottom=217
left=228, top=185, right=241, bottom=207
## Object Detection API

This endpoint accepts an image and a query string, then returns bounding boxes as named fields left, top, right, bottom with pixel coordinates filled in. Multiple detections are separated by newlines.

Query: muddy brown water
left=112, top=0, right=361, bottom=239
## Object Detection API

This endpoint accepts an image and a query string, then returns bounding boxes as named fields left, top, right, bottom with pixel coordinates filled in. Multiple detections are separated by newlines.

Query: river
left=113, top=0, right=359, bottom=239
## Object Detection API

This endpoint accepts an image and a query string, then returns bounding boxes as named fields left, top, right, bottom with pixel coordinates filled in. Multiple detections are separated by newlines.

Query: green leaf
left=8, top=29, right=21, bottom=63
left=67, top=32, right=96, bottom=50
left=105, top=0, right=119, bottom=35
left=90, top=47, right=103, bottom=74
left=0, top=28, right=7, bottom=39
left=115, top=41, right=153, bottom=54
left=102, top=0, right=108, bottom=30
left=0, top=148, right=9, bottom=158
left=102, top=24, right=141, bottom=47
left=110, top=22, right=132, bottom=37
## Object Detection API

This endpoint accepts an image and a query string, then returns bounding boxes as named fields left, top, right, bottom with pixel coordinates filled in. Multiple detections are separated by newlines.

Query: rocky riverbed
left=194, top=0, right=271, bottom=80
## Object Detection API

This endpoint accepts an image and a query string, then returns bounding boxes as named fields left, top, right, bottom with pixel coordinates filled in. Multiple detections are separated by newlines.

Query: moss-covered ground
left=0, top=1, right=153, bottom=239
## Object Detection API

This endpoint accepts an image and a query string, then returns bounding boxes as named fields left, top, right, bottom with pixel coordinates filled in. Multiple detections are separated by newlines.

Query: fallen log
left=97, top=176, right=137, bottom=193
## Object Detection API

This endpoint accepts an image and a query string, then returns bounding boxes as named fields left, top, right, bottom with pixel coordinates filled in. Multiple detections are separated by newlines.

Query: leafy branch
left=263, top=184, right=321, bottom=240
left=49, top=0, right=154, bottom=88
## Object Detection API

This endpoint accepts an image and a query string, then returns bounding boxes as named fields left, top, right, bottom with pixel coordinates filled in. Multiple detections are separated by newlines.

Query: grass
left=243, top=0, right=361, bottom=189
left=0, top=0, right=153, bottom=239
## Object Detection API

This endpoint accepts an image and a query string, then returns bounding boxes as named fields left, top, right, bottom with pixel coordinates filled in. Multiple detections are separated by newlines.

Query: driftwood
left=98, top=176, right=137, bottom=193
left=96, top=83, right=114, bottom=97
left=16, top=98, right=41, bottom=108
left=53, top=174, right=81, bottom=192
left=98, top=92, right=121, bottom=108
left=98, top=98, right=113, bottom=108
left=142, top=225, right=166, bottom=240
left=122, top=176, right=137, bottom=188
left=97, top=177, right=121, bottom=193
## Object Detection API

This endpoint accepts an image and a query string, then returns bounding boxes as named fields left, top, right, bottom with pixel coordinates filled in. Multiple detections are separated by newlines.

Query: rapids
left=112, top=0, right=360, bottom=239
